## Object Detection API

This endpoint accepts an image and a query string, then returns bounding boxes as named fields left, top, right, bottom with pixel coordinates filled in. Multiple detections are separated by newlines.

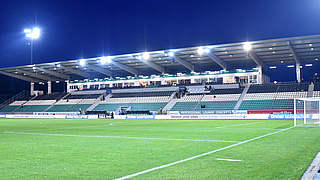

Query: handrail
left=0, top=90, right=29, bottom=110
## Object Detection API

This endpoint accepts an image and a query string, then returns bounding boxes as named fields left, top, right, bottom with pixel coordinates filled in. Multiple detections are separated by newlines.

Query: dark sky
left=1, top=0, right=320, bottom=67
left=0, top=0, right=319, bottom=96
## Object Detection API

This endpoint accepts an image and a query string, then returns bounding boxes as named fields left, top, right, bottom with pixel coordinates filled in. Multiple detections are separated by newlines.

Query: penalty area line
left=114, top=126, right=294, bottom=180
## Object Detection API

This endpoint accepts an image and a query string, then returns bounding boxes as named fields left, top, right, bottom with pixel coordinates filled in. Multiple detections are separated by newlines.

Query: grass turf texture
left=0, top=119, right=319, bottom=179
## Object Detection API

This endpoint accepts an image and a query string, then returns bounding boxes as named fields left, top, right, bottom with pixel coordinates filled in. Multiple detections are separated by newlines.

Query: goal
left=294, top=98, right=320, bottom=127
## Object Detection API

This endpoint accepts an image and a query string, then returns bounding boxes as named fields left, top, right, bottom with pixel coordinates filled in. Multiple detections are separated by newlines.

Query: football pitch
left=0, top=119, right=319, bottom=179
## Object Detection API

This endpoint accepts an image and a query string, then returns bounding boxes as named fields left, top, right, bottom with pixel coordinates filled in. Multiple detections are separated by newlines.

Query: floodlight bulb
left=79, top=59, right=86, bottom=66
left=100, top=56, right=112, bottom=65
left=243, top=42, right=252, bottom=51
left=197, top=47, right=204, bottom=55
left=24, top=27, right=41, bottom=39
left=142, top=52, right=150, bottom=60
left=32, top=27, right=41, bottom=39
left=168, top=51, right=175, bottom=57
left=197, top=47, right=209, bottom=55
left=24, top=29, right=31, bottom=33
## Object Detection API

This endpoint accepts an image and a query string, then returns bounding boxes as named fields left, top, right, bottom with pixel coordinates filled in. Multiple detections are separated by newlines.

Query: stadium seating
left=0, top=82, right=316, bottom=113
left=209, top=87, right=244, bottom=94
left=33, top=92, right=66, bottom=100
left=111, top=91, right=174, bottom=98
left=247, top=83, right=309, bottom=93
left=15, top=105, right=50, bottom=112
left=0, top=105, right=19, bottom=112
left=238, top=83, right=309, bottom=110
left=47, top=104, right=91, bottom=112
left=196, top=101, right=238, bottom=110
left=94, top=102, right=167, bottom=111
left=171, top=102, right=199, bottom=111
left=239, top=99, right=304, bottom=110
left=0, top=101, right=26, bottom=112
left=94, top=91, right=171, bottom=112
left=65, top=94, right=102, bottom=99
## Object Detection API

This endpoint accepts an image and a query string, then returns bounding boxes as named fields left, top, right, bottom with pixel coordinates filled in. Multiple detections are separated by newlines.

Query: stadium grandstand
left=0, top=34, right=319, bottom=117
left=1, top=34, right=320, bottom=180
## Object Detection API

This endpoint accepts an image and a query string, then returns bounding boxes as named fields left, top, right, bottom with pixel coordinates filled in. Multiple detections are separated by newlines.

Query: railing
left=0, top=90, right=30, bottom=110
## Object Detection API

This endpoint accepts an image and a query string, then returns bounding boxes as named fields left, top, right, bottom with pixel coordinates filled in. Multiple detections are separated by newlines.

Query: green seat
left=15, top=105, right=50, bottom=112
left=196, top=101, right=237, bottom=110
left=171, top=102, right=198, bottom=111
left=239, top=99, right=299, bottom=110
left=0, top=105, right=19, bottom=112
left=94, top=103, right=166, bottom=111
left=47, top=104, right=91, bottom=112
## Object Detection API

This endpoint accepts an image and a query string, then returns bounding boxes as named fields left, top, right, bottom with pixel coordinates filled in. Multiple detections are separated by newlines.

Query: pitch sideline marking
left=114, top=126, right=294, bottom=180
left=216, top=121, right=264, bottom=128
left=2, top=131, right=240, bottom=143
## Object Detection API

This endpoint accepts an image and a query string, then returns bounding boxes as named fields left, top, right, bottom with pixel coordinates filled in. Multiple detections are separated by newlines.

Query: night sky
left=0, top=0, right=319, bottom=96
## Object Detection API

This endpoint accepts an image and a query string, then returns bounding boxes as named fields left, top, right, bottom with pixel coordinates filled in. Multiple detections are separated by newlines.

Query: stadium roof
left=1, top=34, right=320, bottom=83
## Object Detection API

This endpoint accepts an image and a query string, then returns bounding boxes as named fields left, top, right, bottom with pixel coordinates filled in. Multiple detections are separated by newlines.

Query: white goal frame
left=294, top=97, right=320, bottom=127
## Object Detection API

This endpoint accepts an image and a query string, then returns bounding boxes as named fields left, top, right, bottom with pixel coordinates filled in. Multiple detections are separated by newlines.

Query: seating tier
left=196, top=101, right=237, bottom=110
left=47, top=104, right=91, bottom=112
left=171, top=102, right=198, bottom=111
left=0, top=105, right=19, bottom=112
left=94, top=103, right=167, bottom=111
left=238, top=99, right=304, bottom=110
left=111, top=91, right=174, bottom=98
left=15, top=105, right=50, bottom=112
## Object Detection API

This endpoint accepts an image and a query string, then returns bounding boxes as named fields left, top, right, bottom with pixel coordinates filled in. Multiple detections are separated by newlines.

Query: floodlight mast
left=24, top=27, right=41, bottom=65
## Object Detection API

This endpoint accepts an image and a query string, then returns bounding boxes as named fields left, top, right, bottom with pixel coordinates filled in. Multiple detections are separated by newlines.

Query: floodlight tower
left=24, top=27, right=41, bottom=65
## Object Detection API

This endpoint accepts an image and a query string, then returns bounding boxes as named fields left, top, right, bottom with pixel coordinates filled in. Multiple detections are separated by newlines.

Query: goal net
left=294, top=98, right=320, bottom=127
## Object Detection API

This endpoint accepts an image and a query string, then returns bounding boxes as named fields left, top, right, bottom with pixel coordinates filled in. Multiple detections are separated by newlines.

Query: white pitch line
left=216, top=121, right=264, bottom=128
left=2, top=131, right=240, bottom=143
left=21, top=125, right=106, bottom=132
left=216, top=158, right=242, bottom=162
left=114, top=126, right=294, bottom=180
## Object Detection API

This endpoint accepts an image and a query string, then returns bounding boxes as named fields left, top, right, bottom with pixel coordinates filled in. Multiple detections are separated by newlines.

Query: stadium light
left=79, top=59, right=86, bottom=67
left=142, top=52, right=150, bottom=60
left=100, top=56, right=112, bottom=65
left=269, top=66, right=277, bottom=69
left=24, top=27, right=41, bottom=65
left=197, top=47, right=210, bottom=55
left=24, top=27, right=41, bottom=39
left=287, top=65, right=295, bottom=68
left=305, top=64, right=313, bottom=67
left=243, top=42, right=252, bottom=51
left=168, top=51, right=175, bottom=57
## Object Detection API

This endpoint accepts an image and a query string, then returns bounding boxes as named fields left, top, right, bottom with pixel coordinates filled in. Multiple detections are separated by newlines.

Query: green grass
left=0, top=118, right=319, bottom=179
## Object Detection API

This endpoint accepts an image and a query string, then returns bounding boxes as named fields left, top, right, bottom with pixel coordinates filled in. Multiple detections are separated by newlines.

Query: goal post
left=294, top=97, right=320, bottom=127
